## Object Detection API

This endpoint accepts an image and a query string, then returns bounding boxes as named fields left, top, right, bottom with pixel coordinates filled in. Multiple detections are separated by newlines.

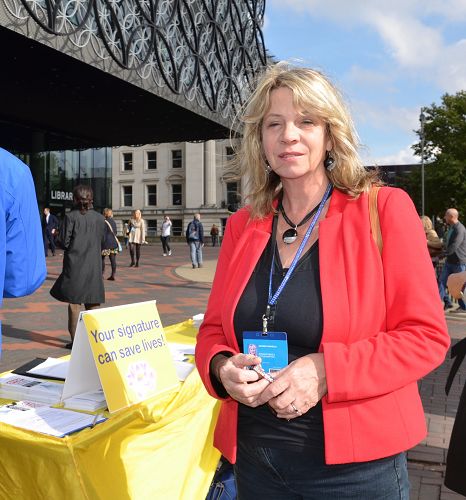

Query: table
left=0, top=320, right=221, bottom=500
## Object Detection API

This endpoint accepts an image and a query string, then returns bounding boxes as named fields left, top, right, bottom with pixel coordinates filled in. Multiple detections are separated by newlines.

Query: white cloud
left=362, top=144, right=419, bottom=166
left=351, top=100, right=421, bottom=135
left=368, top=14, right=442, bottom=68
left=434, top=39, right=466, bottom=92
left=267, top=0, right=466, bottom=92
left=268, top=0, right=466, bottom=24
left=423, top=0, right=466, bottom=20
left=345, top=66, right=398, bottom=93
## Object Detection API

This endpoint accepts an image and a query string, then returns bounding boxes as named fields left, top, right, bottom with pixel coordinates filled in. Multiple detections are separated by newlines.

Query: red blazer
left=195, top=187, right=450, bottom=465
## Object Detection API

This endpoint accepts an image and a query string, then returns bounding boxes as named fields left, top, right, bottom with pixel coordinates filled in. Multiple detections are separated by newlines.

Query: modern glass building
left=19, top=148, right=112, bottom=218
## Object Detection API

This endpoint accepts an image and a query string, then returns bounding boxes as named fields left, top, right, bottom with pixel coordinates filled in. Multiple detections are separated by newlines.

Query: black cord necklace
left=279, top=187, right=332, bottom=244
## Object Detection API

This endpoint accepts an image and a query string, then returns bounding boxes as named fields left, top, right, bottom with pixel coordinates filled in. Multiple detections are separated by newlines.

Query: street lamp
left=420, top=109, right=426, bottom=216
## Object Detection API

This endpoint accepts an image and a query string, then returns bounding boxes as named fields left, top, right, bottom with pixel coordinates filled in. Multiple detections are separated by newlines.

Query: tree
left=399, top=91, right=466, bottom=218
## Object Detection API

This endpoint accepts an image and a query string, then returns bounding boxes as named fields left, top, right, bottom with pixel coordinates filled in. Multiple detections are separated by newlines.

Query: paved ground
left=0, top=241, right=465, bottom=499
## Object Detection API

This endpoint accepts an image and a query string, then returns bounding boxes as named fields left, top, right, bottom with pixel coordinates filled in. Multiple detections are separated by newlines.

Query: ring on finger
left=290, top=402, right=300, bottom=414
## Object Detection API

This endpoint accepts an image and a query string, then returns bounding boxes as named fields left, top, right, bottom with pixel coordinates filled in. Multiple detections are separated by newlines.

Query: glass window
left=225, top=147, right=234, bottom=160
left=227, top=181, right=240, bottom=212
left=79, top=149, right=93, bottom=181
left=122, top=152, right=133, bottom=171
left=147, top=151, right=157, bottom=170
left=221, top=218, right=228, bottom=235
left=172, top=184, right=182, bottom=205
left=147, top=184, right=157, bottom=206
left=171, top=219, right=183, bottom=236
left=147, top=220, right=157, bottom=236
left=171, top=150, right=182, bottom=169
left=123, top=185, right=133, bottom=207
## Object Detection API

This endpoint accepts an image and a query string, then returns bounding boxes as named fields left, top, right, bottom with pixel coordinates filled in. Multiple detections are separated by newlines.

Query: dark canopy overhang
left=0, top=0, right=267, bottom=153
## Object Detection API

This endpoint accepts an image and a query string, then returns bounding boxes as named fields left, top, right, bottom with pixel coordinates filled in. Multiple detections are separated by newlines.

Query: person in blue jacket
left=0, top=148, right=46, bottom=356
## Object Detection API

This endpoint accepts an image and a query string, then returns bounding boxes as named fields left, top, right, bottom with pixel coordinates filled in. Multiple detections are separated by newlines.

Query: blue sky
left=262, top=0, right=466, bottom=165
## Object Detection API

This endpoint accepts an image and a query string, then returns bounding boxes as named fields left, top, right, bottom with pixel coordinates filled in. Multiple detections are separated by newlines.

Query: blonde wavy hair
left=233, top=62, right=379, bottom=218
left=420, top=215, right=433, bottom=232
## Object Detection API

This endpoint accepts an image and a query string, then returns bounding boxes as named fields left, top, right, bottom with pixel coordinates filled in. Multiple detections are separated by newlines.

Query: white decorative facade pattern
left=4, top=0, right=267, bottom=121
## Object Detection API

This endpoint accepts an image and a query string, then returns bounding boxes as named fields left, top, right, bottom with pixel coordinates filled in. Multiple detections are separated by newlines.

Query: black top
left=50, top=209, right=106, bottom=304
left=102, top=217, right=118, bottom=250
left=233, top=222, right=324, bottom=454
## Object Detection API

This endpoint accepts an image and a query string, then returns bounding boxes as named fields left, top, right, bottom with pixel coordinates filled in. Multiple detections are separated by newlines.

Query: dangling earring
left=324, top=151, right=335, bottom=171
left=265, top=161, right=272, bottom=175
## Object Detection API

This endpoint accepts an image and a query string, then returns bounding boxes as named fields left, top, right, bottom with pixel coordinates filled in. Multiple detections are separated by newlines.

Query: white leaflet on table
left=27, top=357, right=69, bottom=379
left=174, top=361, right=195, bottom=382
left=0, top=406, right=106, bottom=437
left=63, top=389, right=107, bottom=412
left=167, top=344, right=194, bottom=362
left=0, top=374, right=63, bottom=405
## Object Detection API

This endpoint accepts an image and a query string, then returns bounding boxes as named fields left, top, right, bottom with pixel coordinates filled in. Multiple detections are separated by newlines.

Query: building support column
left=204, top=140, right=216, bottom=207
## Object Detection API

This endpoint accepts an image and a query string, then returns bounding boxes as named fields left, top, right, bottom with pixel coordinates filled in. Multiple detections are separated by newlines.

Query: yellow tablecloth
left=0, top=320, right=221, bottom=500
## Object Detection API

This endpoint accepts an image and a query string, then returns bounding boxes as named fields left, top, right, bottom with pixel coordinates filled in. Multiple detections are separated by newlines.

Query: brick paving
left=1, top=242, right=465, bottom=499
left=408, top=316, right=466, bottom=500
left=0, top=241, right=218, bottom=372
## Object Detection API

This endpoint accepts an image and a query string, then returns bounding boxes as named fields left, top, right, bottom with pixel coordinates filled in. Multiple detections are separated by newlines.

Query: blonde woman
left=421, top=215, right=443, bottom=264
left=128, top=209, right=146, bottom=267
left=195, top=63, right=450, bottom=498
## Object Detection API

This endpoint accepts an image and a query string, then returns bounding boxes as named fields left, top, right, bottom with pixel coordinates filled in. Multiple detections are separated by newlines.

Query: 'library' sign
left=50, top=190, right=73, bottom=201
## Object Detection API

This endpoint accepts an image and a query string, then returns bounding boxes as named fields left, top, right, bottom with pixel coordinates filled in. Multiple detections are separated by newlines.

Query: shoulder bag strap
left=105, top=219, right=119, bottom=245
left=105, top=219, right=115, bottom=234
left=369, top=186, right=383, bottom=255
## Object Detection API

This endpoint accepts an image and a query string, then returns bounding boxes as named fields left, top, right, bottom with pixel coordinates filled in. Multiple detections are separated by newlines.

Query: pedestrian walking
left=210, top=224, right=219, bottom=247
left=43, top=207, right=59, bottom=257
left=102, top=208, right=119, bottom=281
left=124, top=220, right=130, bottom=248
left=50, top=185, right=106, bottom=348
left=128, top=209, right=146, bottom=267
left=195, top=63, right=450, bottom=499
left=438, top=208, right=466, bottom=311
left=160, top=215, right=172, bottom=256
left=0, top=148, right=46, bottom=355
left=186, top=213, right=204, bottom=268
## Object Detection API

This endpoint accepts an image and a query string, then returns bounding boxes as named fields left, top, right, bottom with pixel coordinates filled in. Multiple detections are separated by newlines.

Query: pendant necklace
left=279, top=186, right=333, bottom=244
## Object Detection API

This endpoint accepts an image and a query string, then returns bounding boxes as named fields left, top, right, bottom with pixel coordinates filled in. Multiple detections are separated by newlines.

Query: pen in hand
left=249, top=364, right=275, bottom=384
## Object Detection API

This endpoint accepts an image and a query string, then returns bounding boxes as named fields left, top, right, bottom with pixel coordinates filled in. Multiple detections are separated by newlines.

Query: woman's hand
left=211, top=353, right=271, bottom=407
left=256, top=353, right=327, bottom=420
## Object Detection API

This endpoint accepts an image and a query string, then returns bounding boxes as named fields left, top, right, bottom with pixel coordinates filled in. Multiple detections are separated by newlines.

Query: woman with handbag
left=195, top=63, right=450, bottom=499
left=102, top=208, right=119, bottom=281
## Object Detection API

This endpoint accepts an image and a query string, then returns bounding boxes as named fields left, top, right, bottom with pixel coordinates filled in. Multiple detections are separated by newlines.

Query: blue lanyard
left=263, top=183, right=333, bottom=330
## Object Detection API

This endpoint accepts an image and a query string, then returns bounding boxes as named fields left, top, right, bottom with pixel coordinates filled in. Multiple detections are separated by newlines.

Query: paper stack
left=0, top=374, right=63, bottom=405
left=63, top=390, right=107, bottom=412
left=27, top=357, right=69, bottom=380
left=0, top=405, right=106, bottom=437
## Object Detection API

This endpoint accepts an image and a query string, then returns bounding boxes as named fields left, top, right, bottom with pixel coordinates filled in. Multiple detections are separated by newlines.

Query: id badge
left=242, top=331, right=288, bottom=374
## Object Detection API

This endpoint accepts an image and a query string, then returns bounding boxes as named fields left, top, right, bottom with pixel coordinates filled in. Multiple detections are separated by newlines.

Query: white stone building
left=111, top=140, right=242, bottom=240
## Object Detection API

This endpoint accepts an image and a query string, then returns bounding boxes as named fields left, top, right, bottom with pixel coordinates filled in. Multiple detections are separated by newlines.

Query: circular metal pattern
left=5, top=0, right=267, bottom=120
